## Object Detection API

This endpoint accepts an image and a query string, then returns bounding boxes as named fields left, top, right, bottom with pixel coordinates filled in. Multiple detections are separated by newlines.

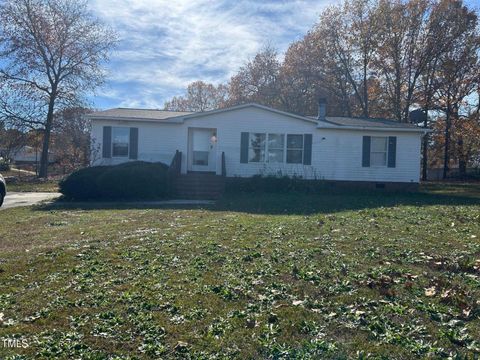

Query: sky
left=89, top=0, right=338, bottom=110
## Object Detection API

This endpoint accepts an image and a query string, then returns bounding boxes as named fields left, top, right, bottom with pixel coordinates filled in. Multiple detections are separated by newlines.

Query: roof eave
left=86, top=115, right=185, bottom=123
left=317, top=124, right=429, bottom=133
left=181, top=103, right=319, bottom=124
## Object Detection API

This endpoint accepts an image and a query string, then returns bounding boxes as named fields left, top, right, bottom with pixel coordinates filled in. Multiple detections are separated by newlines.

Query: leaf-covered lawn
left=0, top=184, right=479, bottom=359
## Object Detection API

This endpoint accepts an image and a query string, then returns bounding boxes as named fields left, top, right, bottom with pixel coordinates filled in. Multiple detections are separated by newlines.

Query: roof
left=88, top=104, right=426, bottom=132
left=181, top=103, right=318, bottom=124
left=322, top=116, right=421, bottom=129
left=88, top=108, right=193, bottom=121
left=87, top=103, right=318, bottom=124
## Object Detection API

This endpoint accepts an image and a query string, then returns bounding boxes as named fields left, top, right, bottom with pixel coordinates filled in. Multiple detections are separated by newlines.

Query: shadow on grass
left=36, top=183, right=480, bottom=215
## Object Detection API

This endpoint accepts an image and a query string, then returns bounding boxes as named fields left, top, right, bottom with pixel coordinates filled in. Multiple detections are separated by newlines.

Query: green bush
left=96, top=161, right=169, bottom=199
left=0, top=159, right=10, bottom=171
left=59, top=161, right=170, bottom=200
left=225, top=175, right=332, bottom=194
left=59, top=166, right=109, bottom=200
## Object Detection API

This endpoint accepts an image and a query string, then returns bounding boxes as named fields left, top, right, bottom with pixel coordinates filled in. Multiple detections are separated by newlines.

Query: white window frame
left=267, top=133, right=285, bottom=163
left=370, top=136, right=388, bottom=167
left=248, top=133, right=308, bottom=164
left=286, top=134, right=304, bottom=164
left=112, top=127, right=130, bottom=158
left=248, top=133, right=266, bottom=163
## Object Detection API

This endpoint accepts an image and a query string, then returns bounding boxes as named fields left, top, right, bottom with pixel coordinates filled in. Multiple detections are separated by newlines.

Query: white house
left=0, top=145, right=55, bottom=164
left=89, top=102, right=426, bottom=193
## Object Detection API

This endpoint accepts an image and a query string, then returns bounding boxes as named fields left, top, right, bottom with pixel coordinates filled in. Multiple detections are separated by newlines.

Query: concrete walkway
left=1, top=193, right=214, bottom=210
left=1, top=192, right=61, bottom=210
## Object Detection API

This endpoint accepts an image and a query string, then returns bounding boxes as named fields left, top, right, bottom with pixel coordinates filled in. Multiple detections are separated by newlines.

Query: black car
left=0, top=173, right=6, bottom=207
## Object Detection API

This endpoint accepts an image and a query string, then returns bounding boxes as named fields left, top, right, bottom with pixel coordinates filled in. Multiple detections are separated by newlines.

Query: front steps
left=174, top=172, right=225, bottom=199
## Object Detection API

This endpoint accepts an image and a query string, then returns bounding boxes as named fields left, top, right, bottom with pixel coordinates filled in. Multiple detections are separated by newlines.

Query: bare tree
left=164, top=81, right=227, bottom=112
left=227, top=46, right=281, bottom=108
left=53, top=107, right=92, bottom=173
left=314, top=0, right=379, bottom=118
left=0, top=0, right=116, bottom=177
left=433, top=17, right=480, bottom=178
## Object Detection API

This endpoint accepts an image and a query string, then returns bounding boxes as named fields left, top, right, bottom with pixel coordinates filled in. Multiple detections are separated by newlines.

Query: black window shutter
left=362, top=136, right=371, bottom=167
left=102, top=126, right=112, bottom=158
left=303, top=134, right=312, bottom=165
left=129, top=127, right=139, bottom=160
left=388, top=136, right=397, bottom=168
left=240, top=132, right=249, bottom=163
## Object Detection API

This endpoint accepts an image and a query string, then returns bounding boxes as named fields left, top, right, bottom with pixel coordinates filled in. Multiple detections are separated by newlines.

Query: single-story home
left=88, top=101, right=427, bottom=194
left=0, top=145, right=55, bottom=165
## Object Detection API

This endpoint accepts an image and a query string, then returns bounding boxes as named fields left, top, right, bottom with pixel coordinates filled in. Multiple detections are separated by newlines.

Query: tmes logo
left=2, top=338, right=29, bottom=348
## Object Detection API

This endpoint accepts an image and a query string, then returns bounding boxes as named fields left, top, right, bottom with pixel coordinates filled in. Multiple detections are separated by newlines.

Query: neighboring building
left=88, top=102, right=427, bottom=191
left=1, top=146, right=55, bottom=165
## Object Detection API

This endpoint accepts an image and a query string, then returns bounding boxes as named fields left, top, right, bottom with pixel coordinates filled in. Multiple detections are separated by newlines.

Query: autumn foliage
left=165, top=0, right=480, bottom=179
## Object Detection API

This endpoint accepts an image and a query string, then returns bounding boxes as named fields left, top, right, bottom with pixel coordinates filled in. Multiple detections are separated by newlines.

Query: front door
left=188, top=128, right=217, bottom=172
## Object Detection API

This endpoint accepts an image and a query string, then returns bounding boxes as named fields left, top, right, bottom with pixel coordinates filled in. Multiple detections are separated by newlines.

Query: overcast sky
left=89, top=0, right=337, bottom=109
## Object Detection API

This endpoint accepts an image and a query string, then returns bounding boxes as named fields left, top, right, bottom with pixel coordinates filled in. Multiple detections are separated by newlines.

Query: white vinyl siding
left=91, top=106, right=422, bottom=183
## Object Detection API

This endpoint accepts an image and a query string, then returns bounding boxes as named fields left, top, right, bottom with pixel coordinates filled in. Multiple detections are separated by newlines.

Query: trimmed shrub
left=59, top=161, right=170, bottom=200
left=96, top=161, right=169, bottom=199
left=59, top=166, right=109, bottom=200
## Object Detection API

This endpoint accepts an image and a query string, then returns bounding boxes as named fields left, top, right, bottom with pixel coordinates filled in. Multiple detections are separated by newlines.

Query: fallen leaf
left=425, top=287, right=436, bottom=297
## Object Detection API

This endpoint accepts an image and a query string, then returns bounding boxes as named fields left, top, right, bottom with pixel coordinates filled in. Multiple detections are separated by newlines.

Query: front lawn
left=3, top=169, right=60, bottom=193
left=0, top=184, right=479, bottom=358
left=5, top=179, right=59, bottom=193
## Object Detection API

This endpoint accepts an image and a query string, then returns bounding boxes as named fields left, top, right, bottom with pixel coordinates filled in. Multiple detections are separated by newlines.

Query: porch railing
left=168, top=150, right=182, bottom=178
left=221, top=151, right=226, bottom=177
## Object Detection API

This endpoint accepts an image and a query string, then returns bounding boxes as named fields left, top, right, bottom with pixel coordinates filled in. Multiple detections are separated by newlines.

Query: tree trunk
left=421, top=79, right=432, bottom=182
left=442, top=105, right=451, bottom=180
left=363, top=58, right=369, bottom=118
left=422, top=116, right=428, bottom=181
left=458, top=137, right=467, bottom=179
left=38, top=94, right=56, bottom=178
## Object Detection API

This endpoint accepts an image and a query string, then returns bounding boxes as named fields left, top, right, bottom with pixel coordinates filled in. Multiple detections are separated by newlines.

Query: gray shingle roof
left=90, top=105, right=423, bottom=131
left=89, top=108, right=193, bottom=120
left=322, top=116, right=420, bottom=129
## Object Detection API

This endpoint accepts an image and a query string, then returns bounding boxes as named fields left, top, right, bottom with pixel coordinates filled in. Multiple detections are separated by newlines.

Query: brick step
left=173, top=173, right=225, bottom=199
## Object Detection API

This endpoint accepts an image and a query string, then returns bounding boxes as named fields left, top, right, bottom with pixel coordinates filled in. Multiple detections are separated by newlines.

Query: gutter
left=86, top=115, right=184, bottom=123
left=317, top=125, right=430, bottom=134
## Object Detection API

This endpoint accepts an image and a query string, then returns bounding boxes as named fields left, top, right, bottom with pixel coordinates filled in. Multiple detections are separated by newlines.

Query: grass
left=2, top=168, right=60, bottom=193
left=0, top=184, right=479, bottom=359
left=6, top=179, right=59, bottom=193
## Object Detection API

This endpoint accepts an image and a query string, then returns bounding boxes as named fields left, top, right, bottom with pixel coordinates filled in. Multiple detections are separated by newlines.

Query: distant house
left=3, top=146, right=55, bottom=165
left=88, top=101, right=427, bottom=193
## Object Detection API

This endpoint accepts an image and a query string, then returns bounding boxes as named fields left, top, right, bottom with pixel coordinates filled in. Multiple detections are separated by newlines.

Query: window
left=286, top=134, right=303, bottom=164
left=247, top=133, right=310, bottom=164
left=370, top=136, right=387, bottom=166
left=112, top=127, right=129, bottom=157
left=268, top=133, right=284, bottom=163
left=248, top=133, right=266, bottom=162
